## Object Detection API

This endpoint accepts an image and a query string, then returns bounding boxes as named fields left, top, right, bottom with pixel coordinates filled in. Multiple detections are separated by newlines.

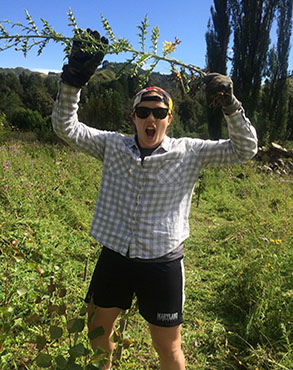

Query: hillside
left=0, top=66, right=38, bottom=75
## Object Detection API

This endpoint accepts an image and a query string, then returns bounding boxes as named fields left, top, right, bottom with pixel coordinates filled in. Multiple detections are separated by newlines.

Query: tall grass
left=0, top=134, right=292, bottom=369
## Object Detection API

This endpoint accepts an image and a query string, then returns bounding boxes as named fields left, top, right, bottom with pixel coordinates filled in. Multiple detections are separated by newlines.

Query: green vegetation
left=0, top=1, right=292, bottom=368
left=0, top=66, right=292, bottom=147
left=1, top=0, right=292, bottom=145
left=1, top=134, right=292, bottom=369
left=0, top=66, right=209, bottom=143
left=205, top=0, right=292, bottom=143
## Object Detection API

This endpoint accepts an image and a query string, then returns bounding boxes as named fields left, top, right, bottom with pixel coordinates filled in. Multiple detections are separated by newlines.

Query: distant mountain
left=0, top=67, right=62, bottom=76
left=0, top=64, right=177, bottom=93
left=0, top=64, right=179, bottom=101
left=0, top=67, right=36, bottom=75
left=100, top=60, right=177, bottom=91
left=0, top=62, right=145, bottom=77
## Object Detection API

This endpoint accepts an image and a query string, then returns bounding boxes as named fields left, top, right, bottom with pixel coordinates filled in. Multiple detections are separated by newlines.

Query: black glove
left=61, top=28, right=109, bottom=88
left=203, top=73, right=241, bottom=114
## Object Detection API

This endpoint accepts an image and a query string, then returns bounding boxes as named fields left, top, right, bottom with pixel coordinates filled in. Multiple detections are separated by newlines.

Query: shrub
left=10, top=107, right=45, bottom=131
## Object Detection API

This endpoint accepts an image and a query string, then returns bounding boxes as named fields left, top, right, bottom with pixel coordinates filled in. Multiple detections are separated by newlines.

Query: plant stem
left=0, top=35, right=69, bottom=42
left=0, top=34, right=206, bottom=77
left=135, top=50, right=206, bottom=77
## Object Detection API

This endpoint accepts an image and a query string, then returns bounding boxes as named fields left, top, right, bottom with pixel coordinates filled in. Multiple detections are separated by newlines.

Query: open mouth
left=145, top=127, right=156, bottom=138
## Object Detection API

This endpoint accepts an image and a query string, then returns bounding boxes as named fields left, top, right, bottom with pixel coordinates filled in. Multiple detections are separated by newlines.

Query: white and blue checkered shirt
left=52, top=82, right=258, bottom=259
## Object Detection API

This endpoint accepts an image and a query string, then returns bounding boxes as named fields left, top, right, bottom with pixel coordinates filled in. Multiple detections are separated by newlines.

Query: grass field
left=0, top=133, right=292, bottom=369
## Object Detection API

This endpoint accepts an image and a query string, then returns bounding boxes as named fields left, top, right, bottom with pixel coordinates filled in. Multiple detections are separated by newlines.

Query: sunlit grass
left=1, top=134, right=292, bottom=369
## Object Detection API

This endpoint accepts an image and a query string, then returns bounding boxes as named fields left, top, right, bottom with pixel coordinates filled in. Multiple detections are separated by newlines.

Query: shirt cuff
left=222, top=96, right=242, bottom=115
left=59, top=80, right=81, bottom=94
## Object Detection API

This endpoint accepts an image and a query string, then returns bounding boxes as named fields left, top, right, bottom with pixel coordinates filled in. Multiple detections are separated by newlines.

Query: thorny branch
left=0, top=8, right=207, bottom=92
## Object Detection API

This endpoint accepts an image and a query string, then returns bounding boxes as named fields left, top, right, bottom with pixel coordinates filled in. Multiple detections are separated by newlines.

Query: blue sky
left=0, top=0, right=292, bottom=75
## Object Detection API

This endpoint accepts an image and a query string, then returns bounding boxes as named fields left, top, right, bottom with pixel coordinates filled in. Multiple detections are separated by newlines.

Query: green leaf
left=58, top=287, right=67, bottom=297
left=67, top=318, right=85, bottom=333
left=91, top=351, right=108, bottom=368
left=17, top=287, right=28, bottom=296
left=57, top=303, right=67, bottom=316
left=136, top=14, right=149, bottom=53
left=101, top=14, right=116, bottom=43
left=36, top=352, right=52, bottom=368
left=79, top=303, right=88, bottom=316
left=68, top=343, right=85, bottom=359
left=151, top=25, right=160, bottom=54
left=50, top=325, right=63, bottom=340
left=85, top=365, right=99, bottom=370
left=26, top=313, right=39, bottom=324
left=48, top=304, right=58, bottom=313
left=36, top=335, right=47, bottom=350
left=112, top=330, right=121, bottom=343
left=1, top=321, right=11, bottom=335
left=88, top=326, right=105, bottom=340
left=0, top=305, right=13, bottom=315
left=123, top=337, right=133, bottom=348
left=55, top=354, right=67, bottom=368
left=124, top=363, right=138, bottom=367
left=67, top=363, right=83, bottom=370
left=27, top=262, right=37, bottom=269
left=14, top=253, right=25, bottom=262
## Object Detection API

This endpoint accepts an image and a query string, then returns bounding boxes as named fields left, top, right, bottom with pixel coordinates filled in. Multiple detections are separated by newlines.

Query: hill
left=0, top=66, right=38, bottom=75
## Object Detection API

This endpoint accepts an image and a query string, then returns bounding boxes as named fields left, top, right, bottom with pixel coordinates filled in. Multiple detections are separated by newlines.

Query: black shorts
left=85, top=247, right=185, bottom=327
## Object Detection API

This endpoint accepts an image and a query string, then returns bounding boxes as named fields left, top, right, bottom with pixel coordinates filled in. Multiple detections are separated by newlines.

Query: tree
left=23, top=86, right=54, bottom=117
left=19, top=71, right=43, bottom=90
left=44, top=74, right=59, bottom=97
left=17, top=71, right=55, bottom=117
left=79, top=88, right=126, bottom=132
left=269, top=0, right=292, bottom=141
left=10, top=108, right=45, bottom=131
left=205, top=0, right=231, bottom=139
left=229, top=0, right=279, bottom=118
left=206, top=0, right=231, bottom=75
left=0, top=73, right=24, bottom=119
left=0, top=72, right=23, bottom=97
left=287, top=78, right=293, bottom=140
left=258, top=0, right=292, bottom=143
left=178, top=96, right=207, bottom=138
left=178, top=98, right=199, bottom=133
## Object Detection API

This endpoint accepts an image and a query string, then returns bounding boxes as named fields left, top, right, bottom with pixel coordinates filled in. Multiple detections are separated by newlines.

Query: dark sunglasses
left=135, top=106, right=169, bottom=119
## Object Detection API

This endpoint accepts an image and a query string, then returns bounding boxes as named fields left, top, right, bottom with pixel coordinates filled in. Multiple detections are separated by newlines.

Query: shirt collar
left=159, top=136, right=171, bottom=152
left=126, top=135, right=171, bottom=153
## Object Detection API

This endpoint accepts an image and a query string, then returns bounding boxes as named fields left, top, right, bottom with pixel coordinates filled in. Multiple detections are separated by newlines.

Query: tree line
left=0, top=65, right=211, bottom=143
left=0, top=0, right=292, bottom=145
left=205, top=0, right=293, bottom=143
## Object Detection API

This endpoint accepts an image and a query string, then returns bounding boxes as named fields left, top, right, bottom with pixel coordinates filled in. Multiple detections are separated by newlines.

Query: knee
left=152, top=337, right=182, bottom=360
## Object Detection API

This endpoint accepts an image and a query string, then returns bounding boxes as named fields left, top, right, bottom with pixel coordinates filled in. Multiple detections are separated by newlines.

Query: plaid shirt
left=52, top=82, right=258, bottom=259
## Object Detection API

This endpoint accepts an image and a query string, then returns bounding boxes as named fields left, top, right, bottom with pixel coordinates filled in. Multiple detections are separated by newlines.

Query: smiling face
left=131, top=92, right=173, bottom=149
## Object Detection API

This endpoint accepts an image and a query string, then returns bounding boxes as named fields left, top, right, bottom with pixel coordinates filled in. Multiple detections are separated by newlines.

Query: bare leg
left=88, top=303, right=121, bottom=370
left=149, top=324, right=185, bottom=370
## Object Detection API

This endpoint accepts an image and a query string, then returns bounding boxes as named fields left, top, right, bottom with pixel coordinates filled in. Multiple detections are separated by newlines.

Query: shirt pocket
left=106, top=149, right=135, bottom=178
left=155, top=158, right=185, bottom=185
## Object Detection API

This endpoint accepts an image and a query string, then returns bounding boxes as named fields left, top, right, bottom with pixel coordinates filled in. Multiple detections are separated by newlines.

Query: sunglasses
left=135, top=106, right=169, bottom=119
